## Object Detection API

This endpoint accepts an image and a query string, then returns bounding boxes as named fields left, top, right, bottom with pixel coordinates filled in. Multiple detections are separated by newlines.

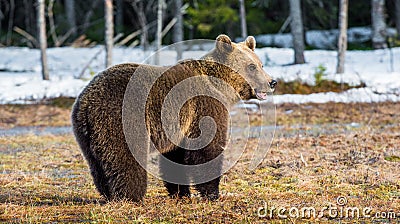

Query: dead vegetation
left=0, top=102, right=399, bottom=222
left=274, top=79, right=366, bottom=95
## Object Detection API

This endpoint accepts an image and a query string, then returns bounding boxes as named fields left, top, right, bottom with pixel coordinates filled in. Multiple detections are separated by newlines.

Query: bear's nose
left=269, top=80, right=277, bottom=89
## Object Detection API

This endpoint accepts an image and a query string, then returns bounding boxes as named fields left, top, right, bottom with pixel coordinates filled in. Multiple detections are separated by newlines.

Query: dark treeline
left=0, top=0, right=399, bottom=48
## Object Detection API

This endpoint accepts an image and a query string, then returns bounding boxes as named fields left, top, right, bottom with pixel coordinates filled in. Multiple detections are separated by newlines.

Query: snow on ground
left=0, top=45, right=399, bottom=104
left=259, top=47, right=400, bottom=96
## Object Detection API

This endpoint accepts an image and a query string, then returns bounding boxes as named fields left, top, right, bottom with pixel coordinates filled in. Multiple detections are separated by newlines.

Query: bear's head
left=203, top=34, right=277, bottom=101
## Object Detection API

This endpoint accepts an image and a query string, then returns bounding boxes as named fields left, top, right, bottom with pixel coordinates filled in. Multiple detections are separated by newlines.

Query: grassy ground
left=0, top=102, right=399, bottom=223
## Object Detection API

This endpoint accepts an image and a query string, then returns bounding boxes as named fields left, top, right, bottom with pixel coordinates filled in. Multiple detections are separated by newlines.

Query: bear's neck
left=149, top=61, right=237, bottom=107
left=189, top=60, right=241, bottom=106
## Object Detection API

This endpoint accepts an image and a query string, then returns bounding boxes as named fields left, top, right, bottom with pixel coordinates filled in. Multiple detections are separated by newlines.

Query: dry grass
left=1, top=101, right=398, bottom=128
left=0, top=102, right=399, bottom=223
left=0, top=104, right=71, bottom=128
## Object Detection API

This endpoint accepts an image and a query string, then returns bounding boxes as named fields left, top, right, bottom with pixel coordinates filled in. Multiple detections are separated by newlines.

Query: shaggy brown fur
left=71, top=35, right=276, bottom=201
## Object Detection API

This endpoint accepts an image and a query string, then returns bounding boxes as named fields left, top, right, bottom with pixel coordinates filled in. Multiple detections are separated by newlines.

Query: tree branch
left=13, top=26, right=38, bottom=47
left=47, top=0, right=60, bottom=47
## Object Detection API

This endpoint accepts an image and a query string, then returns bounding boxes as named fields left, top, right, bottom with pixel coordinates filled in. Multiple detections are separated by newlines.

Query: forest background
left=1, top=0, right=399, bottom=50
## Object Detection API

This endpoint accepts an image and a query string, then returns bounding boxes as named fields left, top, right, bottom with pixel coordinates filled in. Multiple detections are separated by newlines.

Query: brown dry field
left=0, top=102, right=399, bottom=223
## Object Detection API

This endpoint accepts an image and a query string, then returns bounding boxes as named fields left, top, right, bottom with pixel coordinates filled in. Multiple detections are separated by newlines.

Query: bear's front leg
left=194, top=177, right=220, bottom=200
left=160, top=147, right=191, bottom=198
left=184, top=148, right=223, bottom=200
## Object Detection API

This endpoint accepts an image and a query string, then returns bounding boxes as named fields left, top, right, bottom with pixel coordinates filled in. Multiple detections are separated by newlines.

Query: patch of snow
left=264, top=47, right=400, bottom=92
left=272, top=88, right=400, bottom=104
left=0, top=44, right=399, bottom=104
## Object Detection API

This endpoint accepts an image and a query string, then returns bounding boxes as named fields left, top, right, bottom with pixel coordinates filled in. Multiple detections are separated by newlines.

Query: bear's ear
left=245, top=36, right=256, bottom=51
left=216, top=34, right=233, bottom=53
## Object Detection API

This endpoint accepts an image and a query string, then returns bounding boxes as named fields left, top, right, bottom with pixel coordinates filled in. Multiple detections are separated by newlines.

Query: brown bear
left=71, top=35, right=277, bottom=202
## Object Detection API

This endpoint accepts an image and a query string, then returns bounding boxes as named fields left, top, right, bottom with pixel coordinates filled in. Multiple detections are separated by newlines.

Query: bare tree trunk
left=155, top=0, right=164, bottom=65
left=336, top=0, right=348, bottom=74
left=105, top=0, right=114, bottom=68
left=115, top=0, right=124, bottom=33
left=289, top=0, right=305, bottom=64
left=173, top=0, right=183, bottom=60
left=6, top=0, right=15, bottom=46
left=371, top=0, right=387, bottom=49
left=239, top=0, right=247, bottom=38
left=396, top=0, right=400, bottom=40
left=37, top=0, right=49, bottom=80
left=131, top=1, right=149, bottom=50
left=65, top=0, right=77, bottom=36
left=48, top=0, right=60, bottom=46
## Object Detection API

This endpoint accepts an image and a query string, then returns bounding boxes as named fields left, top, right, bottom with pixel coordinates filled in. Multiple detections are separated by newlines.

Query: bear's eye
left=248, top=64, right=257, bottom=71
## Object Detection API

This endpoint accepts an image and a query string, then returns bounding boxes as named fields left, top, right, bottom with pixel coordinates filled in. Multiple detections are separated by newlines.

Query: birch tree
left=371, top=0, right=387, bottom=49
left=65, top=0, right=76, bottom=36
left=173, top=0, right=183, bottom=60
left=37, top=0, right=49, bottom=80
left=105, top=0, right=114, bottom=67
left=239, top=0, right=247, bottom=38
left=155, top=0, right=164, bottom=65
left=289, top=0, right=305, bottom=64
left=336, top=0, right=348, bottom=74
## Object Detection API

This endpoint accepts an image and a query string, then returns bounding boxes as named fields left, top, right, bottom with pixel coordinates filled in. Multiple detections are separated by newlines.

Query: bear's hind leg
left=106, top=157, right=148, bottom=202
left=160, top=147, right=190, bottom=198
left=86, top=151, right=111, bottom=199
